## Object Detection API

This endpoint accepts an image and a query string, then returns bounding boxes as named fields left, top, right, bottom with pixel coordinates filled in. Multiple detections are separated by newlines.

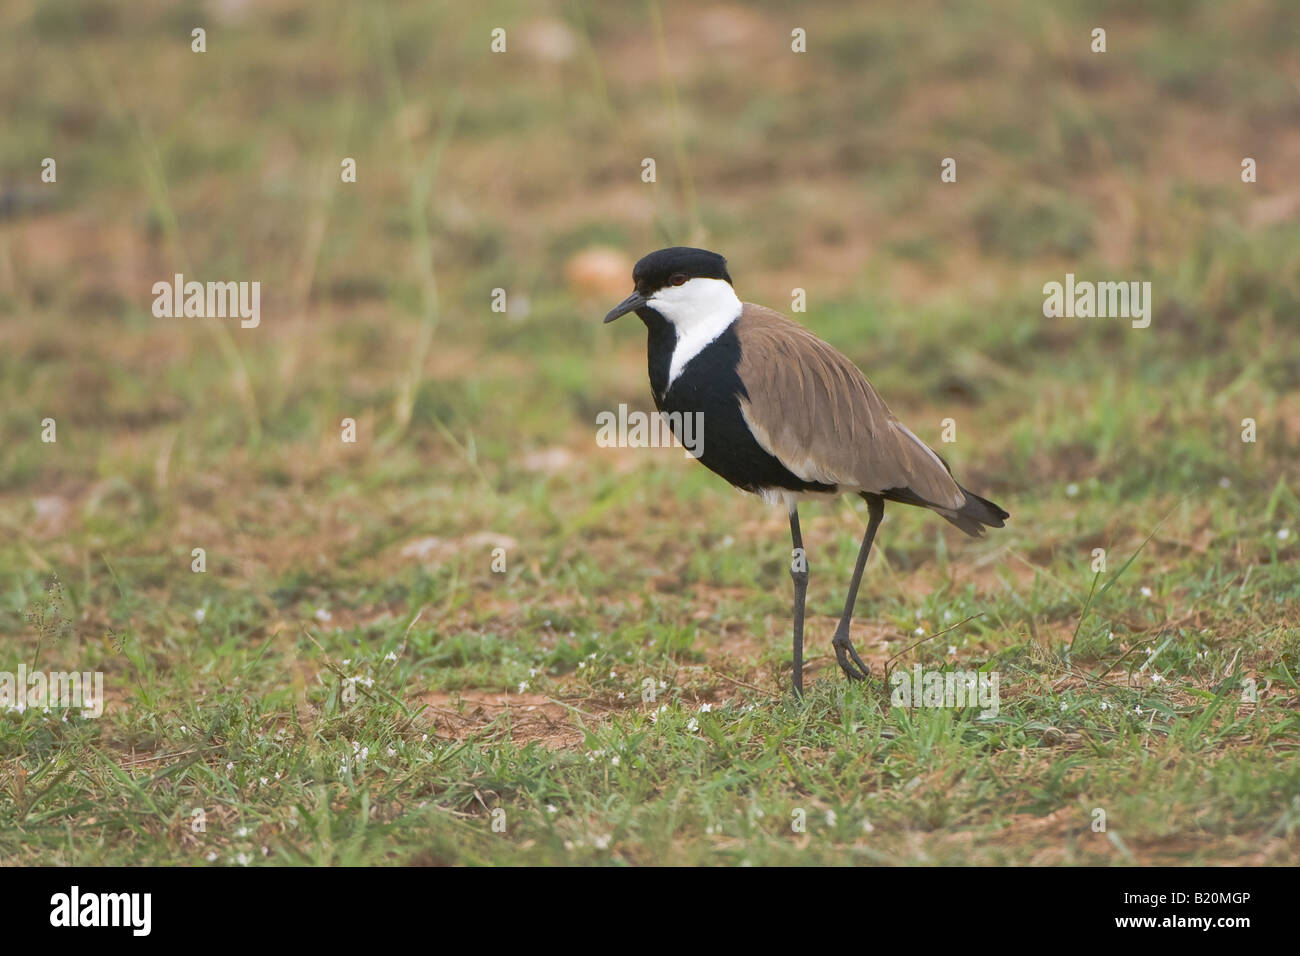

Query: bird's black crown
left=632, top=247, right=732, bottom=294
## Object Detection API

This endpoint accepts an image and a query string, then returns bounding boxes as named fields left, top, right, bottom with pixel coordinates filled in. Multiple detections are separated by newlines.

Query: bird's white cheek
left=653, top=279, right=743, bottom=390
left=649, top=278, right=741, bottom=332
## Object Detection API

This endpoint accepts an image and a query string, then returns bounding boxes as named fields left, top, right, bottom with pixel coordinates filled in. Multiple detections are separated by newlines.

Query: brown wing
left=733, top=303, right=966, bottom=510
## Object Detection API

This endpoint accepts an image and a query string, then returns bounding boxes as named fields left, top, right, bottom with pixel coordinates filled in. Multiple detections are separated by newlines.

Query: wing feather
left=734, top=304, right=965, bottom=510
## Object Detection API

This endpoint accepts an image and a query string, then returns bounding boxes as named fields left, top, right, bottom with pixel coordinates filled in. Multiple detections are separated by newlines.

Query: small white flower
left=1066, top=483, right=1079, bottom=497
left=206, top=852, right=218, bottom=862
left=825, top=810, right=837, bottom=826
left=1150, top=673, right=1164, bottom=684
left=384, top=651, right=398, bottom=663
left=914, top=626, right=925, bottom=636
left=194, top=608, right=206, bottom=623
left=529, top=668, right=538, bottom=677
left=1100, top=701, right=1109, bottom=711
left=686, top=717, right=699, bottom=732
left=1140, top=586, right=1152, bottom=597
left=315, top=608, right=332, bottom=622
left=611, top=755, right=620, bottom=766
left=546, top=805, right=558, bottom=814
left=1060, top=702, right=1068, bottom=711
left=862, top=819, right=874, bottom=832
left=592, top=834, right=611, bottom=849
left=700, top=703, right=712, bottom=712
left=617, top=691, right=625, bottom=700
left=236, top=826, right=248, bottom=837
left=225, top=762, right=234, bottom=771
left=518, top=681, right=530, bottom=693
left=1278, top=528, right=1291, bottom=541
left=948, top=645, right=957, bottom=655
left=1218, top=476, right=1231, bottom=488
left=609, top=670, right=617, bottom=679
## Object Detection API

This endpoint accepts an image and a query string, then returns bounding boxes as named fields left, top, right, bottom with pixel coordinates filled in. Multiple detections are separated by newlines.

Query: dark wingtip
left=950, top=488, right=1009, bottom=537
left=872, top=485, right=1008, bottom=537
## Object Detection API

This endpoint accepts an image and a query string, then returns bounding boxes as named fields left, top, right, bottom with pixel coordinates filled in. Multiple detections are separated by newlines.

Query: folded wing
left=734, top=304, right=967, bottom=512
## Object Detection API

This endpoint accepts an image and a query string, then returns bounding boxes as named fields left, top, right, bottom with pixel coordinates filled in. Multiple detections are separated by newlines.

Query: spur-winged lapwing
left=604, top=247, right=1009, bottom=696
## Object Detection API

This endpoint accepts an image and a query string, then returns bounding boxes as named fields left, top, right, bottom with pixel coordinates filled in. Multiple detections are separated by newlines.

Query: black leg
left=788, top=505, right=808, bottom=697
left=832, top=494, right=884, bottom=681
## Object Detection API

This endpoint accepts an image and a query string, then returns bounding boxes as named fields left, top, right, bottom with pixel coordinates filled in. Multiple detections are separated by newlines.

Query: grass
left=0, top=0, right=1298, bottom=865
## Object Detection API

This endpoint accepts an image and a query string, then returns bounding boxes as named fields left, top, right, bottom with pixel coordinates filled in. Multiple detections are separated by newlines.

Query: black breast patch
left=647, top=319, right=836, bottom=496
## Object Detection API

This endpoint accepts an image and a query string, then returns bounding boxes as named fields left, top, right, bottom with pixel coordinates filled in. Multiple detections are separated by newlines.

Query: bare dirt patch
left=418, top=689, right=616, bottom=749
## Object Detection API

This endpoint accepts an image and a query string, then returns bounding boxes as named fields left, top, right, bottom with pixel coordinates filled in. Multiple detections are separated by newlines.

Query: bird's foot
left=832, top=631, right=871, bottom=681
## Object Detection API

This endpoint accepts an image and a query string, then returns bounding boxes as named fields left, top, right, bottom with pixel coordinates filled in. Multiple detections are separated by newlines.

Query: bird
left=604, top=246, right=1009, bottom=696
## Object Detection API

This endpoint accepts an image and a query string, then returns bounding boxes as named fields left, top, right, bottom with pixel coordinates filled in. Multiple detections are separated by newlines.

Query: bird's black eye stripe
left=670, top=273, right=688, bottom=286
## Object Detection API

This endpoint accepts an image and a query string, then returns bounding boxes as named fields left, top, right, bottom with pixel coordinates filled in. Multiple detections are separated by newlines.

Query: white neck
left=648, top=277, right=743, bottom=390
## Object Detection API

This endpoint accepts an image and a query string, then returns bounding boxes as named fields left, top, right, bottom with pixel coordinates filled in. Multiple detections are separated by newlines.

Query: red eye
left=670, top=274, right=688, bottom=286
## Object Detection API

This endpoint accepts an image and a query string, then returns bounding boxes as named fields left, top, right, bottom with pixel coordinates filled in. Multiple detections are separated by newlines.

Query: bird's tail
left=943, top=486, right=1009, bottom=538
